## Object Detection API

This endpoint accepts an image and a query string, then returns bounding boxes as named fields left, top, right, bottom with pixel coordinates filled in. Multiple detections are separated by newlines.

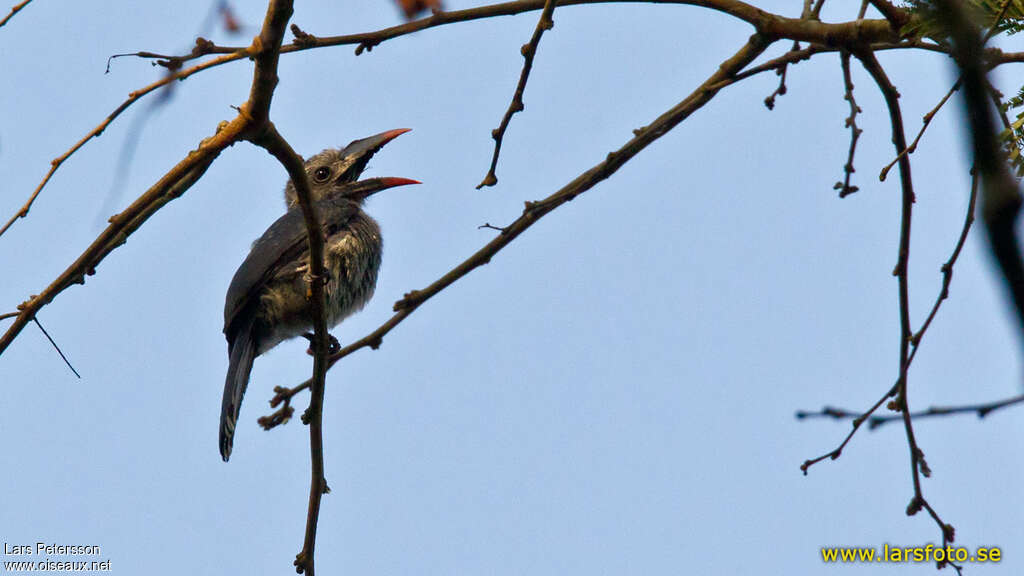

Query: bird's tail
left=220, top=321, right=257, bottom=462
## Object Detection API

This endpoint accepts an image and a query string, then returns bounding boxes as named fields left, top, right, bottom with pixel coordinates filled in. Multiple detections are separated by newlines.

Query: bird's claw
left=301, top=332, right=341, bottom=355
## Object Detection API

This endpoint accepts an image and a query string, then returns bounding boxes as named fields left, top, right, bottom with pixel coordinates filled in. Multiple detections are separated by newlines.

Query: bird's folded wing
left=223, top=198, right=359, bottom=336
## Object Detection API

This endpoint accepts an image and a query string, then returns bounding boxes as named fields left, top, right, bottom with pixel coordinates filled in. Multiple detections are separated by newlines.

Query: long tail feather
left=220, top=322, right=257, bottom=461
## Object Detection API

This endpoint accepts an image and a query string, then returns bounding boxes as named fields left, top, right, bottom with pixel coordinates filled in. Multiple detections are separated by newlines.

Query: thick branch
left=156, top=1, right=902, bottom=63
left=0, top=142, right=222, bottom=354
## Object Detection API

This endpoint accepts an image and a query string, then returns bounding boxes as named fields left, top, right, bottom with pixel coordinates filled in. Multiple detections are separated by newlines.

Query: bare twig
left=800, top=168, right=979, bottom=480
left=31, top=317, right=80, bottom=379
left=799, top=383, right=899, bottom=473
left=478, top=222, right=509, bottom=232
left=799, top=170, right=983, bottom=436
left=835, top=50, right=862, bottom=197
left=0, top=0, right=31, bottom=28
left=880, top=78, right=961, bottom=182
left=858, top=48, right=959, bottom=570
left=797, top=392, right=1024, bottom=430
left=477, top=0, right=557, bottom=188
left=912, top=170, right=978, bottom=347
left=0, top=50, right=246, bottom=240
left=763, top=41, right=799, bottom=110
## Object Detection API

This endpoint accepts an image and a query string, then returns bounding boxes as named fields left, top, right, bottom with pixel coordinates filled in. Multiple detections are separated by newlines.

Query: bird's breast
left=323, top=214, right=382, bottom=328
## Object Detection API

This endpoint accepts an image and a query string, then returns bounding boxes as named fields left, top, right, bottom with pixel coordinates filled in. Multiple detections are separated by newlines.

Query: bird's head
left=284, top=128, right=411, bottom=208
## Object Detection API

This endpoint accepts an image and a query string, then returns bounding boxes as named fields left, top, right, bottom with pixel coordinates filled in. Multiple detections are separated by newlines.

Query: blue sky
left=2, top=1, right=1022, bottom=574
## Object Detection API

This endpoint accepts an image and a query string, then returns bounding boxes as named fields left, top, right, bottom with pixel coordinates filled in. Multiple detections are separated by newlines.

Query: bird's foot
left=301, top=332, right=341, bottom=355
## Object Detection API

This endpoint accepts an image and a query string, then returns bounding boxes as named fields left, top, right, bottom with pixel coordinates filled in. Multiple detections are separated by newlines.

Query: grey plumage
left=220, top=130, right=414, bottom=462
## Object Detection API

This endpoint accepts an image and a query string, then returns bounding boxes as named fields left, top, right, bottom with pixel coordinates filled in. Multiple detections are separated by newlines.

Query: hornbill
left=220, top=129, right=415, bottom=461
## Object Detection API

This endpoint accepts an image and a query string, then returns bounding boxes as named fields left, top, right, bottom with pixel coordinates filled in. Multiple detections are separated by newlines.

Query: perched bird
left=220, top=130, right=415, bottom=461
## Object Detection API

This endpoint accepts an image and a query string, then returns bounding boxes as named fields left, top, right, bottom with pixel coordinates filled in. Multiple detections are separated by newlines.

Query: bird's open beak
left=349, top=177, right=421, bottom=201
left=336, top=128, right=412, bottom=182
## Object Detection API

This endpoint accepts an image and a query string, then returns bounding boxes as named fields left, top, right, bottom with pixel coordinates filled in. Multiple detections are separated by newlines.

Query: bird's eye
left=313, top=166, right=332, bottom=183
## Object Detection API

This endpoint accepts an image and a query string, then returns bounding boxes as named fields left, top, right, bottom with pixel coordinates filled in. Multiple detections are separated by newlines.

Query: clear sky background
left=2, top=1, right=1022, bottom=574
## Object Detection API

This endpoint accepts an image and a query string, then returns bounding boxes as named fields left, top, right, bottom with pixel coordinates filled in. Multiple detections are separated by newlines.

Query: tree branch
left=866, top=0, right=909, bottom=30
left=9, top=0, right=1005, bottom=240
left=857, top=48, right=958, bottom=569
left=477, top=0, right=558, bottom=189
left=259, top=33, right=775, bottom=417
left=934, top=0, right=1024, bottom=349
left=0, top=0, right=31, bottom=28
left=835, top=50, right=862, bottom=197
left=797, top=392, right=1024, bottom=430
left=0, top=50, right=247, bottom=240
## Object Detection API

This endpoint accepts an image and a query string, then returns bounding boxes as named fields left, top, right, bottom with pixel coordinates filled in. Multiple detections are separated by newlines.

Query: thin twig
left=477, top=0, right=557, bottom=188
left=799, top=170, right=983, bottom=434
left=912, top=170, right=978, bottom=347
left=880, top=78, right=961, bottom=182
left=799, top=382, right=899, bottom=473
left=763, top=41, right=799, bottom=110
left=797, top=393, right=1024, bottom=429
left=800, top=168, right=980, bottom=477
left=31, top=317, right=81, bottom=379
left=858, top=48, right=958, bottom=571
left=0, top=50, right=246, bottom=240
left=0, top=0, right=31, bottom=28
left=835, top=50, right=862, bottom=197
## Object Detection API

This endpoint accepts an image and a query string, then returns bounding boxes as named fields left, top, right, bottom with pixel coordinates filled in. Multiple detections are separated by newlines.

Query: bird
left=220, top=130, right=416, bottom=461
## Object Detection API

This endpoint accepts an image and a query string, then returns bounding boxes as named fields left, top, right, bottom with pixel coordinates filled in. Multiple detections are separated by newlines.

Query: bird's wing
left=223, top=198, right=359, bottom=337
